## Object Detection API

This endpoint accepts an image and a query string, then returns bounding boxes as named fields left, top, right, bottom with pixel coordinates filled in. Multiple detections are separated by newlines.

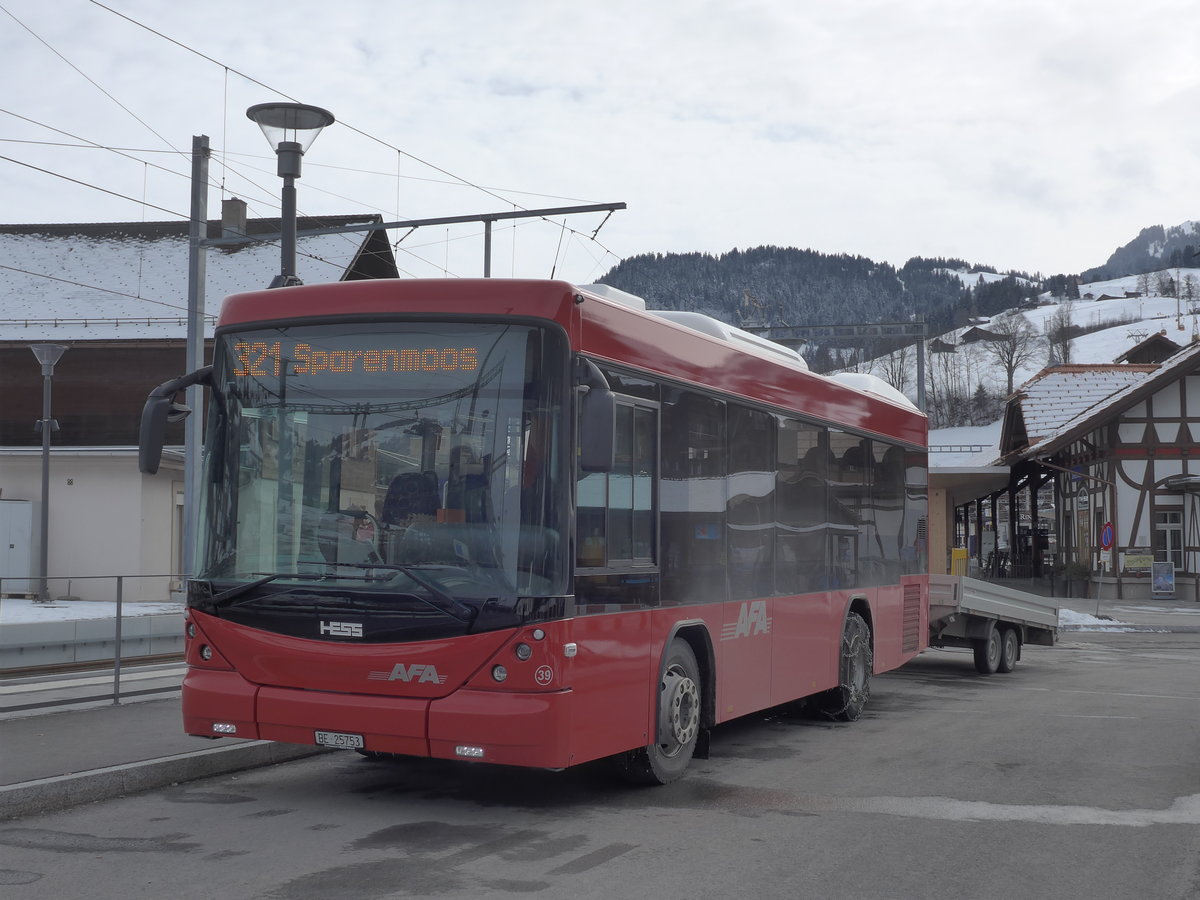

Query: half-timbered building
left=997, top=344, right=1200, bottom=601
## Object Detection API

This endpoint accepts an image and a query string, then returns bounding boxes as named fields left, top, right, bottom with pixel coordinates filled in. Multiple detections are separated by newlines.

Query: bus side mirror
left=575, top=357, right=615, bottom=473
left=139, top=366, right=213, bottom=474
left=579, top=386, right=615, bottom=472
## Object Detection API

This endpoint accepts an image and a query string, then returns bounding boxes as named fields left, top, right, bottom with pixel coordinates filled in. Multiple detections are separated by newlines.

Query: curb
left=1058, top=624, right=1200, bottom=633
left=0, top=740, right=330, bottom=820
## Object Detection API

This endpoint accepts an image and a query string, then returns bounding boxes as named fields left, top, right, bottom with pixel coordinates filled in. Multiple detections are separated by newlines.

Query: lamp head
left=30, top=343, right=68, bottom=371
left=246, top=102, right=335, bottom=154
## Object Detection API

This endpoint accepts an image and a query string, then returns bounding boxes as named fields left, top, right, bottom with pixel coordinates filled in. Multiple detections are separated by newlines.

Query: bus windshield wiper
left=315, top=562, right=476, bottom=624
left=209, top=572, right=339, bottom=607
left=204, top=565, right=475, bottom=624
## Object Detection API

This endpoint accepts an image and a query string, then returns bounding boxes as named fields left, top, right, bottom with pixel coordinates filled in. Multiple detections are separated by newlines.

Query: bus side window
left=576, top=398, right=657, bottom=570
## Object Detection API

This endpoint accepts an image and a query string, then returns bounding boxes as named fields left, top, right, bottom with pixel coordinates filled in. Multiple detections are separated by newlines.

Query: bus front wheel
left=617, top=639, right=702, bottom=785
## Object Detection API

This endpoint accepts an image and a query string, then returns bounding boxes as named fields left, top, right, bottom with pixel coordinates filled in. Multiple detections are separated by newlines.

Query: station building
left=0, top=205, right=395, bottom=601
left=935, top=340, right=1200, bottom=602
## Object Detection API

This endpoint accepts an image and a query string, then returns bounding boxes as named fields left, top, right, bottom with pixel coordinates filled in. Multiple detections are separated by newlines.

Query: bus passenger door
left=720, top=405, right=774, bottom=720
left=571, top=396, right=659, bottom=761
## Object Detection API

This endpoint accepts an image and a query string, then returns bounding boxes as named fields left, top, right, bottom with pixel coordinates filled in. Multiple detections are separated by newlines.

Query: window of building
left=1154, top=509, right=1184, bottom=570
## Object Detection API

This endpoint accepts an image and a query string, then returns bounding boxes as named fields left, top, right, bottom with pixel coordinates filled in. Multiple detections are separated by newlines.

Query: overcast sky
left=2, top=0, right=1198, bottom=286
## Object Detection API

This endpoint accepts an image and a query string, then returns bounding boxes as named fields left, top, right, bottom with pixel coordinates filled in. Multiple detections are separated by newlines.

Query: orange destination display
left=232, top=339, right=480, bottom=377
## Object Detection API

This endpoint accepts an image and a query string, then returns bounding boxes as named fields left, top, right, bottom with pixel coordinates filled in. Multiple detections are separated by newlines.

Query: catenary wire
left=5, top=3, right=622, bottom=283
left=0, top=154, right=186, bottom=218
left=1, top=3, right=180, bottom=154
left=0, top=262, right=201, bottom=315
left=85, top=0, right=625, bottom=260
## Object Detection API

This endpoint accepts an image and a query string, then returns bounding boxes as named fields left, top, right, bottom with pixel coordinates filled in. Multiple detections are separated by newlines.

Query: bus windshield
left=195, top=320, right=568, bottom=619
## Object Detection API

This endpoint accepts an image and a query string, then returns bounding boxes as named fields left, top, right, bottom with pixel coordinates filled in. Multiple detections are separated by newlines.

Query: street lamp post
left=245, top=102, right=336, bottom=288
left=30, top=343, right=67, bottom=603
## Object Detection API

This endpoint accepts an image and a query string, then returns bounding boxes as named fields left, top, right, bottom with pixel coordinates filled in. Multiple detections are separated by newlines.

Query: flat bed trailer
left=926, top=574, right=1059, bottom=675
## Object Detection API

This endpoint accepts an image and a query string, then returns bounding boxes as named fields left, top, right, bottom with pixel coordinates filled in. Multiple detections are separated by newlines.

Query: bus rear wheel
left=617, top=639, right=702, bottom=785
left=816, top=612, right=873, bottom=721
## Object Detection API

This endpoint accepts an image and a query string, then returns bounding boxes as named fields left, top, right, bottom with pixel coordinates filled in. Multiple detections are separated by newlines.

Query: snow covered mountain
left=1081, top=222, right=1200, bottom=282
left=921, top=273, right=1195, bottom=458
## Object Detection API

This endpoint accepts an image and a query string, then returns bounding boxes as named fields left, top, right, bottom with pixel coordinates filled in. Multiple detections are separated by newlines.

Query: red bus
left=140, top=278, right=928, bottom=784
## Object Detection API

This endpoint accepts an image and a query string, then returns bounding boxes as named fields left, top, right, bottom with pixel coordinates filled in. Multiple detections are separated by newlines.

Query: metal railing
left=0, top=573, right=185, bottom=705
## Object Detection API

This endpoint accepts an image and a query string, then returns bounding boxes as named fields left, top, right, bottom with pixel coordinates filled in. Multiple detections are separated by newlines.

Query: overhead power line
left=0, top=107, right=191, bottom=180
left=0, top=262, right=193, bottom=314
left=84, top=0, right=627, bottom=264
left=87, top=0, right=516, bottom=209
left=1, top=2, right=180, bottom=154
left=0, top=154, right=186, bottom=218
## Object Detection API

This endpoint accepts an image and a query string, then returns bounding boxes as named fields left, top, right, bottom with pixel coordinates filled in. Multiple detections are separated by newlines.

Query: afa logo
left=720, top=600, right=772, bottom=641
left=367, top=663, right=448, bottom=684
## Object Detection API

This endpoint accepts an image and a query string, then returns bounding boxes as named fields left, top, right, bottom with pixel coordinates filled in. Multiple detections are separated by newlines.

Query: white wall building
left=0, top=208, right=395, bottom=601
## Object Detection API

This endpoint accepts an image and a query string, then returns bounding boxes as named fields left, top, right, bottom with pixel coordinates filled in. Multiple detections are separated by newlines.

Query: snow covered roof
left=1014, top=341, right=1200, bottom=460
left=1113, top=331, right=1182, bottom=364
left=928, top=421, right=1003, bottom=468
left=1006, top=364, right=1158, bottom=453
left=0, top=214, right=396, bottom=342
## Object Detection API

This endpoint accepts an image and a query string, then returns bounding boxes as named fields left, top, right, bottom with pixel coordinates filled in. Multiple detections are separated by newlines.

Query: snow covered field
left=0, top=597, right=183, bottom=625
left=923, top=271, right=1200, bottom=459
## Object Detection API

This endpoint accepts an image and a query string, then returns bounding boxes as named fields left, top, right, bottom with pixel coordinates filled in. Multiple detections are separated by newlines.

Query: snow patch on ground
left=1058, top=608, right=1121, bottom=626
left=1058, top=608, right=1144, bottom=632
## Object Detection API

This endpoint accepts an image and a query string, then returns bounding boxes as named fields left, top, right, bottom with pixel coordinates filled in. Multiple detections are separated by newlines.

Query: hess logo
left=319, top=620, right=363, bottom=638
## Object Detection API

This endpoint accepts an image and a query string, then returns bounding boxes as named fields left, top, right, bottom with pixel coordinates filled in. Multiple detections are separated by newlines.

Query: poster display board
left=1151, top=561, right=1176, bottom=598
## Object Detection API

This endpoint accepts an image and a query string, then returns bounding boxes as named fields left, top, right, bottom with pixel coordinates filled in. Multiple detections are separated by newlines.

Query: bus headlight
left=491, top=665, right=508, bottom=683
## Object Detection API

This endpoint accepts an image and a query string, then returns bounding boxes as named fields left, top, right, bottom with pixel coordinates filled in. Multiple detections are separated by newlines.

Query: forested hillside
left=595, top=225, right=1199, bottom=430
left=1081, top=222, right=1200, bottom=282
left=597, top=246, right=1041, bottom=342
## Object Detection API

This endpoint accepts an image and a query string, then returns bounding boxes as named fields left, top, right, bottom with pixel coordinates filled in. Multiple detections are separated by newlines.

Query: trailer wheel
left=973, top=622, right=1002, bottom=675
left=617, top=639, right=702, bottom=785
left=816, top=612, right=873, bottom=721
left=997, top=627, right=1019, bottom=674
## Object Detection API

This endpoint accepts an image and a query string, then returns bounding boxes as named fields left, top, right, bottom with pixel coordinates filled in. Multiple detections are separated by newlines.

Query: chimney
left=221, top=197, right=247, bottom=239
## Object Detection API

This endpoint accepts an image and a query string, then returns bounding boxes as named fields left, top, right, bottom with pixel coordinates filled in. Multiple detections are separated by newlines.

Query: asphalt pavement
left=2, top=594, right=1198, bottom=821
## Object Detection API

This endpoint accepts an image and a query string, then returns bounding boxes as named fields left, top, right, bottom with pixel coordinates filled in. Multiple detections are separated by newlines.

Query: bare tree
left=879, top=343, right=910, bottom=394
left=1045, top=301, right=1075, bottom=365
left=983, top=312, right=1043, bottom=395
left=1156, top=271, right=1177, bottom=298
left=926, top=340, right=971, bottom=427
left=1183, top=274, right=1198, bottom=303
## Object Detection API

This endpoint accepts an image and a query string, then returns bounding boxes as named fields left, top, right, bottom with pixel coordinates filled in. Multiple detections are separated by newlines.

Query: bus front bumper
left=182, top=669, right=576, bottom=769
